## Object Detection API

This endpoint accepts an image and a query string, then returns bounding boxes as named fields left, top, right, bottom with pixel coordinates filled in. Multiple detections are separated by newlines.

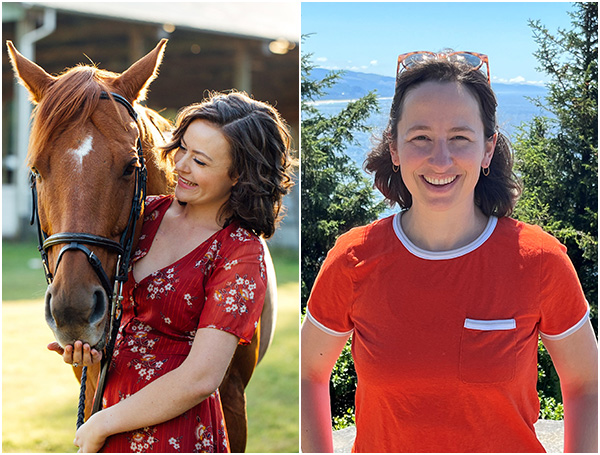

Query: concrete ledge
left=333, top=420, right=564, bottom=453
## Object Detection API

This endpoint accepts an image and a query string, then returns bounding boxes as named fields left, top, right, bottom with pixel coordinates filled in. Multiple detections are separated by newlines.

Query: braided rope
left=76, top=366, right=88, bottom=429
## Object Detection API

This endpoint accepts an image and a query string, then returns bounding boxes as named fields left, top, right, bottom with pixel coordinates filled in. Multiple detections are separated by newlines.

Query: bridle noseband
left=30, top=92, right=147, bottom=426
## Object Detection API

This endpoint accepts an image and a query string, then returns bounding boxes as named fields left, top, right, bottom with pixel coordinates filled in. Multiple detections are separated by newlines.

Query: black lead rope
left=75, top=297, right=124, bottom=430
left=77, top=367, right=88, bottom=429
left=29, top=91, right=146, bottom=431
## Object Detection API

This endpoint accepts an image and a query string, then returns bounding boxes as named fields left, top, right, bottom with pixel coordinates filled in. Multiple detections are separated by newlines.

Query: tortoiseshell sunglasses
left=396, top=51, right=491, bottom=84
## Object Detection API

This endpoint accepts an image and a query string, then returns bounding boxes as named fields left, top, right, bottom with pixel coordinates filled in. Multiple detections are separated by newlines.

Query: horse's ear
left=6, top=40, right=56, bottom=104
left=115, top=39, right=167, bottom=103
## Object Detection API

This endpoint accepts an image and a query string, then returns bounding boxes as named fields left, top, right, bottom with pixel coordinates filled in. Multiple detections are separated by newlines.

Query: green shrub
left=539, top=393, right=565, bottom=420
left=330, top=337, right=356, bottom=426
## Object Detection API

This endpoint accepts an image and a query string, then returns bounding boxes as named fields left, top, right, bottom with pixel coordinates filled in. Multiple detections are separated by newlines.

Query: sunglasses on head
left=396, top=51, right=491, bottom=84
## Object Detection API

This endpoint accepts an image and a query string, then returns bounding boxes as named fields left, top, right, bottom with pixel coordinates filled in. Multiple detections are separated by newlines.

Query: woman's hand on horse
left=47, top=340, right=102, bottom=366
left=64, top=340, right=102, bottom=366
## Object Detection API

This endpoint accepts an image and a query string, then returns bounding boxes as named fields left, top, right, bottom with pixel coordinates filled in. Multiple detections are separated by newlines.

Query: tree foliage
left=513, top=2, right=597, bottom=324
left=301, top=48, right=386, bottom=310
left=513, top=2, right=598, bottom=406
left=301, top=47, right=386, bottom=425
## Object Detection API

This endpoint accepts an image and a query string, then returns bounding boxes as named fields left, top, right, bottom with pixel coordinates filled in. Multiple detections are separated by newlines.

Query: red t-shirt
left=307, top=213, right=589, bottom=453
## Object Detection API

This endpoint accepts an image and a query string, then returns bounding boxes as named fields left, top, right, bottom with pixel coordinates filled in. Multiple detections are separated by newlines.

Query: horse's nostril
left=90, top=290, right=107, bottom=324
left=45, top=289, right=56, bottom=326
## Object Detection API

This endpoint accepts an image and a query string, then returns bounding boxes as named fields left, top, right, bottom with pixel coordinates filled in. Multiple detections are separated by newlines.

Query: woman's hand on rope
left=47, top=340, right=102, bottom=367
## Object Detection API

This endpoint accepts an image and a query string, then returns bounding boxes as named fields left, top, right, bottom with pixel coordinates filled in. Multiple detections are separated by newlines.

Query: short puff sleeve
left=307, top=229, right=360, bottom=336
left=538, top=233, right=589, bottom=340
left=198, top=226, right=267, bottom=345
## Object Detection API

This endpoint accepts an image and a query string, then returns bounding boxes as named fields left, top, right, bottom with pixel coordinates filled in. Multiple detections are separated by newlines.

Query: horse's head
left=7, top=39, right=168, bottom=349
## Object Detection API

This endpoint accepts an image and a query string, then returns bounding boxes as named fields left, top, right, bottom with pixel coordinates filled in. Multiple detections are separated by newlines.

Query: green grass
left=2, top=299, right=81, bottom=453
left=246, top=282, right=299, bottom=453
left=2, top=241, right=299, bottom=452
left=2, top=240, right=48, bottom=301
left=269, top=246, right=300, bottom=286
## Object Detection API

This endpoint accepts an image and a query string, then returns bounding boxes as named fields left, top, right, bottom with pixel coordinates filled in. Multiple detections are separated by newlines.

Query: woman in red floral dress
left=52, top=92, right=294, bottom=452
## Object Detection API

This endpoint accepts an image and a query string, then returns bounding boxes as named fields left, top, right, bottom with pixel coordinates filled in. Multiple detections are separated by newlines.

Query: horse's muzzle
left=45, top=283, right=109, bottom=350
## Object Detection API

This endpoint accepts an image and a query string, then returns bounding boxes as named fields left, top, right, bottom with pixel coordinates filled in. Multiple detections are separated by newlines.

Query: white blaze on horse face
left=70, top=135, right=93, bottom=170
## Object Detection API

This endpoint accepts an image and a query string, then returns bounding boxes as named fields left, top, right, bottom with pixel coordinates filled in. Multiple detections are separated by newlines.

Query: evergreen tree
left=513, top=2, right=598, bottom=408
left=301, top=48, right=386, bottom=425
left=301, top=49, right=386, bottom=310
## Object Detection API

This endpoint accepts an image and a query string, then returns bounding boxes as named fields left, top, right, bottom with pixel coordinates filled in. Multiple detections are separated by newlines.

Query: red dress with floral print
left=99, top=195, right=266, bottom=453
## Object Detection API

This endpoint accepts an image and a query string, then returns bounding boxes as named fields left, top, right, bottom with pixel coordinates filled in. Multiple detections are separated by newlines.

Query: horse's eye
left=123, top=159, right=139, bottom=177
left=31, top=167, right=41, bottom=181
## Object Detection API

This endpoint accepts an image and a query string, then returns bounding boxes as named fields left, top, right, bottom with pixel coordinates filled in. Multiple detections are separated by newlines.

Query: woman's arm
left=542, top=319, right=598, bottom=453
left=301, top=317, right=351, bottom=453
left=74, top=327, right=239, bottom=452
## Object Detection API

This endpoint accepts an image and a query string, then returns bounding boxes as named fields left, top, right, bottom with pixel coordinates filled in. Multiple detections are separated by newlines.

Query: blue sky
left=301, top=2, right=576, bottom=85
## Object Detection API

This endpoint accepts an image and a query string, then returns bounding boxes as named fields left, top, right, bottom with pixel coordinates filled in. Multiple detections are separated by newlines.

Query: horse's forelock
left=28, top=66, right=119, bottom=165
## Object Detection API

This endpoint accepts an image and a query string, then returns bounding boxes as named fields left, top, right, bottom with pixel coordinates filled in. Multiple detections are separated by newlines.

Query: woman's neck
left=171, top=197, right=227, bottom=233
left=401, top=203, right=490, bottom=252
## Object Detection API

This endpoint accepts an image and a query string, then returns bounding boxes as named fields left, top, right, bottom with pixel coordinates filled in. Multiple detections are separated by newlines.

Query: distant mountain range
left=307, top=67, right=547, bottom=101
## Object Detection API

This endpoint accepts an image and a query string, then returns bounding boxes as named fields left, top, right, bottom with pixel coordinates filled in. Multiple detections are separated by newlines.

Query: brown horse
left=7, top=39, right=276, bottom=452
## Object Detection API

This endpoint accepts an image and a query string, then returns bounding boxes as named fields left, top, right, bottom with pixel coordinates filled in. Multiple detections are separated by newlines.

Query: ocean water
left=311, top=84, right=549, bottom=217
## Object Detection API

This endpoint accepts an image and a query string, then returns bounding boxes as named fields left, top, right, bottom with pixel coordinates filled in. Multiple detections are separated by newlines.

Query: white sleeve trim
left=306, top=307, right=354, bottom=337
left=540, top=308, right=590, bottom=341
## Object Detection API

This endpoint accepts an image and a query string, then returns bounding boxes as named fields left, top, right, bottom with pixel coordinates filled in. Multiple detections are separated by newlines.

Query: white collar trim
left=392, top=212, right=498, bottom=260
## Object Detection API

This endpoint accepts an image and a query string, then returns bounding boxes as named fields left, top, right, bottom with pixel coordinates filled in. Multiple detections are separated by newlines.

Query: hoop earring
left=482, top=166, right=490, bottom=177
left=392, top=164, right=399, bottom=173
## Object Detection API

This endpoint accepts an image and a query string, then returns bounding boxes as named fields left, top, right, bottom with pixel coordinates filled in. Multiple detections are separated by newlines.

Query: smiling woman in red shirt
left=301, top=52, right=598, bottom=453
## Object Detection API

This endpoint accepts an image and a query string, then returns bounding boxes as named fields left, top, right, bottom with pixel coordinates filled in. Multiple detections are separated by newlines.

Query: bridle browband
left=29, top=91, right=147, bottom=427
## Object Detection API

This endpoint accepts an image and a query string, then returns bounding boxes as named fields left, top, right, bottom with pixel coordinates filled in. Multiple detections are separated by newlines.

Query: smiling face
left=390, top=81, right=496, bottom=215
left=174, top=119, right=237, bottom=215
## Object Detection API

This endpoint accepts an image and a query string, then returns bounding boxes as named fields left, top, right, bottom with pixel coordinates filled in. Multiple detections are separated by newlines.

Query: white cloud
left=370, top=60, right=378, bottom=66
left=492, top=75, right=546, bottom=86
left=316, top=57, right=328, bottom=62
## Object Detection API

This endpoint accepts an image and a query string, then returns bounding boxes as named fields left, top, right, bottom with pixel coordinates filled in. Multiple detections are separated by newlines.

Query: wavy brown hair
left=365, top=59, right=522, bottom=217
left=162, top=91, right=295, bottom=238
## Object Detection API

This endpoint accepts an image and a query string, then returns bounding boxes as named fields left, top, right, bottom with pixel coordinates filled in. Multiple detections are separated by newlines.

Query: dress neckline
left=132, top=196, right=226, bottom=285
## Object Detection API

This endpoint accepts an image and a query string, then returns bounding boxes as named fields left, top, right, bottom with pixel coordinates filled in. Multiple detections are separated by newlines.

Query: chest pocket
left=459, top=318, right=517, bottom=384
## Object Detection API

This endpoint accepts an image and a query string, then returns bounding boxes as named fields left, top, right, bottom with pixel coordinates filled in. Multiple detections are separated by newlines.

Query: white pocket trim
left=464, top=318, right=516, bottom=331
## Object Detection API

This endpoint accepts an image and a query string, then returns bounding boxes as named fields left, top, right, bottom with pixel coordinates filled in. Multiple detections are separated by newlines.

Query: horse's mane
left=27, top=65, right=176, bottom=191
left=27, top=65, right=120, bottom=165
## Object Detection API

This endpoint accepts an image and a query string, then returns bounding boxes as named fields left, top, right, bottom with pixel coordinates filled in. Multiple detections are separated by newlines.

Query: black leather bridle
left=29, top=92, right=147, bottom=427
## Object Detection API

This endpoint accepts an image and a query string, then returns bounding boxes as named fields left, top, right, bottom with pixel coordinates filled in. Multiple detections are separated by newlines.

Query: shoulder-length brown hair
left=364, top=59, right=521, bottom=217
left=162, top=91, right=295, bottom=238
